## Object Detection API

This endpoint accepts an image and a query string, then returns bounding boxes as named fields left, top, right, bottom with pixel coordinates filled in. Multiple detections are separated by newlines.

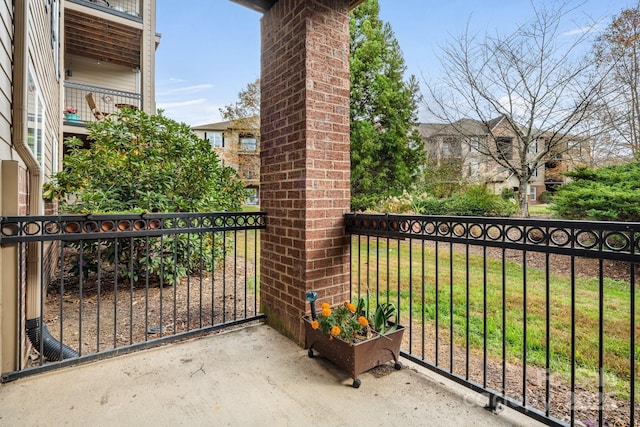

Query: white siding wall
left=64, top=54, right=137, bottom=92
left=0, top=0, right=12, bottom=160
left=29, top=0, right=62, bottom=178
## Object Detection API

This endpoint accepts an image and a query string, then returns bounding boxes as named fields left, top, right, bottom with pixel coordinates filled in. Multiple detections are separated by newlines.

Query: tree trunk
left=517, top=179, right=530, bottom=218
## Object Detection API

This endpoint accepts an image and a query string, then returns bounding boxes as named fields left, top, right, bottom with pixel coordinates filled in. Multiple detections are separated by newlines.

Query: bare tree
left=426, top=2, right=604, bottom=216
left=219, top=79, right=261, bottom=202
left=219, top=78, right=261, bottom=136
left=593, top=3, right=640, bottom=161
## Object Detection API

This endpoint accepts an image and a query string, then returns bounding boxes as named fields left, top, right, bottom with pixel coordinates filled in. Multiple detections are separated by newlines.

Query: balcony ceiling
left=231, top=0, right=365, bottom=13
left=65, top=9, right=142, bottom=69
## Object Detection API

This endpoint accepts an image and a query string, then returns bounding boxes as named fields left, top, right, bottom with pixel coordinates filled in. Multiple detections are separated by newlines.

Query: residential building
left=419, top=117, right=589, bottom=203
left=192, top=118, right=260, bottom=206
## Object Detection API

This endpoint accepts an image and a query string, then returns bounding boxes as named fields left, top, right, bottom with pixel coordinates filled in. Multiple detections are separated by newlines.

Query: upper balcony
left=65, top=0, right=144, bottom=70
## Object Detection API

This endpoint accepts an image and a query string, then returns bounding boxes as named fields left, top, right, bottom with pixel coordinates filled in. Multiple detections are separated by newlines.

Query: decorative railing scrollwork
left=0, top=212, right=266, bottom=244
left=345, top=213, right=640, bottom=263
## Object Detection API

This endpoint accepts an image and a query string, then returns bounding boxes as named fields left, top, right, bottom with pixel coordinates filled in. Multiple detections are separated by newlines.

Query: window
left=496, top=137, right=513, bottom=160
left=529, top=163, right=538, bottom=177
left=51, top=0, right=59, bottom=78
left=241, top=167, right=256, bottom=180
left=245, top=188, right=258, bottom=205
left=529, top=186, right=537, bottom=201
left=51, top=136, right=58, bottom=174
left=205, top=131, right=224, bottom=148
left=469, top=137, right=481, bottom=151
left=27, top=69, right=45, bottom=168
left=240, top=135, right=257, bottom=152
left=442, top=137, right=461, bottom=158
left=468, top=162, right=479, bottom=177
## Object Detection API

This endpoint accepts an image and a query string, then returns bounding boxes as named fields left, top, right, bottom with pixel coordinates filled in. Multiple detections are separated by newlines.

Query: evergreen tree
left=350, top=0, right=424, bottom=211
left=550, top=162, right=640, bottom=222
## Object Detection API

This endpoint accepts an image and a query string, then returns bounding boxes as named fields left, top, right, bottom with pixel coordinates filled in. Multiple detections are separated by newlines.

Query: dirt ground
left=39, top=255, right=256, bottom=357
left=36, top=246, right=637, bottom=426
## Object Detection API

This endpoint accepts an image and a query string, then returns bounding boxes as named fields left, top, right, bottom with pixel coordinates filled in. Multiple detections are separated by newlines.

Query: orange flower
left=345, top=302, right=356, bottom=313
left=311, top=320, right=319, bottom=330
left=321, top=307, right=331, bottom=317
left=321, top=302, right=330, bottom=309
left=331, top=325, right=341, bottom=336
left=358, top=316, right=368, bottom=327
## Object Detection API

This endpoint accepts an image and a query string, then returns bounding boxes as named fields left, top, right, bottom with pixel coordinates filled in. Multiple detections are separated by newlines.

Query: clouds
left=157, top=84, right=215, bottom=96
left=156, top=79, right=223, bottom=126
left=155, top=1, right=261, bottom=127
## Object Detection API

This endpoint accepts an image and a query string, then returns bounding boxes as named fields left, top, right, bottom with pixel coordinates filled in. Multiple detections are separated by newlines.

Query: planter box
left=303, top=315, right=405, bottom=388
left=64, top=113, right=81, bottom=123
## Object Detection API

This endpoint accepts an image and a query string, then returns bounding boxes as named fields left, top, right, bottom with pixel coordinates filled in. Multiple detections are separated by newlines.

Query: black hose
left=26, top=317, right=78, bottom=361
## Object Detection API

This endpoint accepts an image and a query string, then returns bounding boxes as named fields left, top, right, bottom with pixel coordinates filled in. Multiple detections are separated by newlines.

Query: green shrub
left=44, top=109, right=248, bottom=285
left=538, top=191, right=553, bottom=204
left=445, top=185, right=517, bottom=217
left=501, top=187, right=515, bottom=200
left=410, top=196, right=449, bottom=215
left=408, top=186, right=517, bottom=217
left=372, top=192, right=415, bottom=213
left=551, top=162, right=640, bottom=221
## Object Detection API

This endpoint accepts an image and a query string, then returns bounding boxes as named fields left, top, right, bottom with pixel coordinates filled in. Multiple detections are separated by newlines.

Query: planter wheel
left=394, top=362, right=402, bottom=370
left=307, top=349, right=314, bottom=358
left=352, top=378, right=361, bottom=388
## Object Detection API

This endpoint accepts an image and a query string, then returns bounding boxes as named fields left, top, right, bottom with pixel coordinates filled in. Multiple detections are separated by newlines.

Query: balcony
left=68, top=0, right=142, bottom=18
left=1, top=212, right=638, bottom=426
left=65, top=0, right=143, bottom=70
left=0, top=322, right=536, bottom=425
left=64, top=81, right=142, bottom=127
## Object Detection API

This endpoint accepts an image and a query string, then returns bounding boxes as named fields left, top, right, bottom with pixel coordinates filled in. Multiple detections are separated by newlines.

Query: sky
left=155, top=0, right=634, bottom=127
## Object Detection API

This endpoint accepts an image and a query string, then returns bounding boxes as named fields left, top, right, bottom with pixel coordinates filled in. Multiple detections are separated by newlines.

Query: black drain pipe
left=26, top=318, right=78, bottom=361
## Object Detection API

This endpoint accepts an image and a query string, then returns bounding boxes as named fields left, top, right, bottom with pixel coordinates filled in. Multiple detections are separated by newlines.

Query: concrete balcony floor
left=0, top=323, right=540, bottom=426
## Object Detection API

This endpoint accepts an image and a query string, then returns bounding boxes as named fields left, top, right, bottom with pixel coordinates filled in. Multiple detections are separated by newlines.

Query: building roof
left=419, top=118, right=492, bottom=138
left=417, top=123, right=448, bottom=138
left=230, top=0, right=365, bottom=13
left=192, top=119, right=237, bottom=131
left=192, top=116, right=259, bottom=131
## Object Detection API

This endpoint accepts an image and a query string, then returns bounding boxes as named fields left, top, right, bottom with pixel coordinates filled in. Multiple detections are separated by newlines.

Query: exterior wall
left=0, top=0, right=12, bottom=161
left=29, top=0, right=63, bottom=181
left=1, top=0, right=62, bottom=372
left=140, top=0, right=156, bottom=113
left=64, top=54, right=137, bottom=92
left=192, top=124, right=260, bottom=203
left=0, top=0, right=17, bottom=375
left=261, top=0, right=351, bottom=343
left=192, top=127, right=242, bottom=169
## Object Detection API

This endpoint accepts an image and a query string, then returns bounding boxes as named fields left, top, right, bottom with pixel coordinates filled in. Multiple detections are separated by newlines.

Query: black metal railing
left=345, top=213, right=639, bottom=427
left=0, top=212, right=265, bottom=382
left=64, top=81, right=142, bottom=126
left=69, top=0, right=142, bottom=19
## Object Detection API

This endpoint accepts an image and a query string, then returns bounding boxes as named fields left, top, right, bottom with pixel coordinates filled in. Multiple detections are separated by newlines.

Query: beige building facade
left=192, top=118, right=260, bottom=206
left=419, top=117, right=589, bottom=203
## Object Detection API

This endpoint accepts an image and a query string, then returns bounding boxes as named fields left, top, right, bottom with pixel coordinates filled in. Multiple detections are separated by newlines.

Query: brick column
left=260, top=0, right=351, bottom=343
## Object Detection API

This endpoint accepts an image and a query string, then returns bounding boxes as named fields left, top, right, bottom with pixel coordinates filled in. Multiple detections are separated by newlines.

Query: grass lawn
left=529, top=204, right=553, bottom=216
left=235, top=223, right=636, bottom=396
left=350, top=236, right=636, bottom=396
